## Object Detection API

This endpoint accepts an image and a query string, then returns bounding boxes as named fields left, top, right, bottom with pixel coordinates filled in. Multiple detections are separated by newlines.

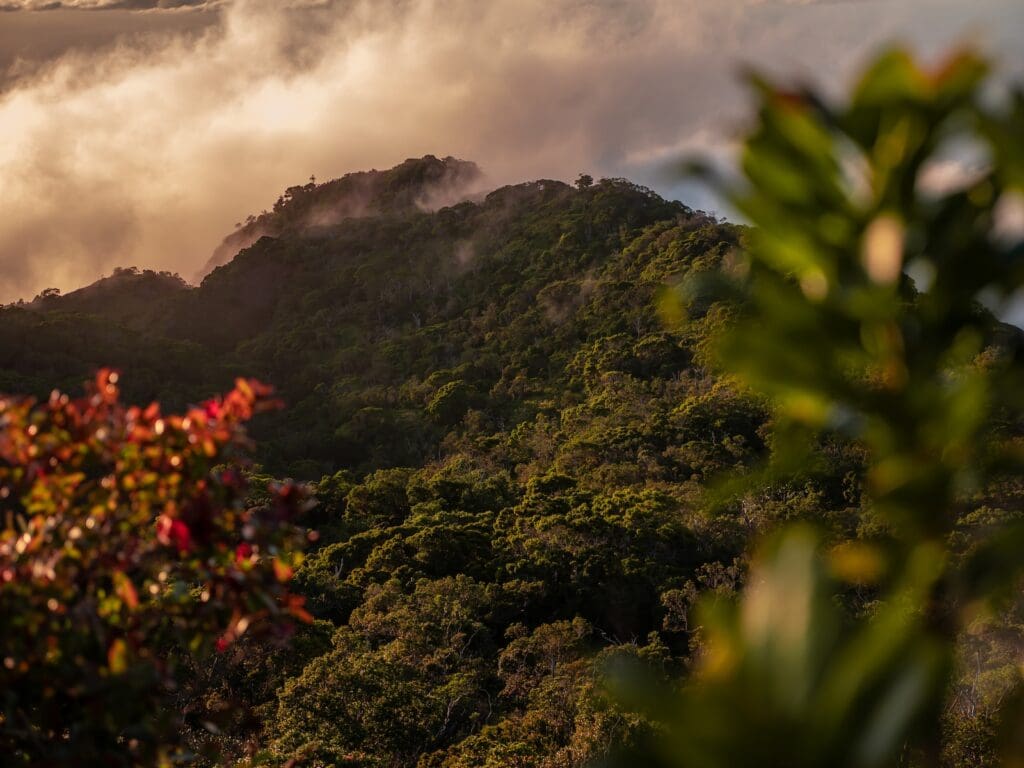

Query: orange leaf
left=273, top=558, right=293, bottom=583
left=107, top=639, right=128, bottom=675
left=289, top=602, right=314, bottom=624
left=114, top=572, right=139, bottom=610
left=235, top=378, right=254, bottom=402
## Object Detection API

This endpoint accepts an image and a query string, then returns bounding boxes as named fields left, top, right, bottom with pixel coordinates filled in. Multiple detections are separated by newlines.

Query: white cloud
left=0, top=0, right=1020, bottom=301
left=1, top=1, right=219, bottom=9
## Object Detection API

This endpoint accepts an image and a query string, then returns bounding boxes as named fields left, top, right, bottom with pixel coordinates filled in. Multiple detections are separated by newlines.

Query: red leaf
left=156, top=515, right=192, bottom=552
left=235, top=542, right=253, bottom=563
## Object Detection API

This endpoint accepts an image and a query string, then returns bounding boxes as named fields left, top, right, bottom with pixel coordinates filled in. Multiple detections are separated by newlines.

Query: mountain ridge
left=197, top=155, right=484, bottom=279
left=0, top=156, right=725, bottom=479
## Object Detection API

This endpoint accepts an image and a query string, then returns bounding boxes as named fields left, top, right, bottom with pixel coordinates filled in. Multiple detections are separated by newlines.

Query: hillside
left=1, top=154, right=1014, bottom=767
left=31, top=266, right=189, bottom=316
left=198, top=155, right=483, bottom=278
left=2, top=157, right=736, bottom=479
left=0, top=158, right=780, bottom=764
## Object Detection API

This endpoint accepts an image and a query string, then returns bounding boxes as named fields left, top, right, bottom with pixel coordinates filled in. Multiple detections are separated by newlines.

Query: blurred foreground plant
left=0, top=370, right=313, bottom=767
left=630, top=48, right=1024, bottom=767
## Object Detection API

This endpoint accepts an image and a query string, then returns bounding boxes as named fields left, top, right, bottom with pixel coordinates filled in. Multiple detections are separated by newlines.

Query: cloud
left=0, top=7, right=218, bottom=92
left=1, top=1, right=218, bottom=9
left=0, top=0, right=851, bottom=9
left=0, top=0, right=1021, bottom=302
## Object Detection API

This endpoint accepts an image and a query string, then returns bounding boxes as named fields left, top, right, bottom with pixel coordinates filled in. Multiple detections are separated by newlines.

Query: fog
left=0, top=0, right=1021, bottom=302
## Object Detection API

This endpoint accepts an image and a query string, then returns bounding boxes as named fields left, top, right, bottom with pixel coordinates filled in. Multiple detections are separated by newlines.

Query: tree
left=623, top=48, right=1024, bottom=767
left=33, top=287, right=60, bottom=301
left=0, top=371, right=312, bottom=766
left=427, top=380, right=474, bottom=425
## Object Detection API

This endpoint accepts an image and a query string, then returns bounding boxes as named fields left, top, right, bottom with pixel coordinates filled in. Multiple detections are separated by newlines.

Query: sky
left=0, top=0, right=1022, bottom=303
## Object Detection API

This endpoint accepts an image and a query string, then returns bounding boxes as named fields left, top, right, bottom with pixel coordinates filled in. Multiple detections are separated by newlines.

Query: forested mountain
left=199, top=155, right=483, bottom=277
left=0, top=156, right=1016, bottom=766
left=1, top=156, right=735, bottom=481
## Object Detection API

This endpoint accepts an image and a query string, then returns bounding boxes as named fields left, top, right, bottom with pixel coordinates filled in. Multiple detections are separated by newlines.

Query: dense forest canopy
left=0, top=159, right=728, bottom=483
left=2, top=48, right=1024, bottom=768
left=2, top=156, right=758, bottom=766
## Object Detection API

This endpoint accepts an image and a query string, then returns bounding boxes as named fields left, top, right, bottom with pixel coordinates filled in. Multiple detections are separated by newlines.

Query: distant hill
left=28, top=267, right=190, bottom=328
left=197, top=155, right=483, bottom=278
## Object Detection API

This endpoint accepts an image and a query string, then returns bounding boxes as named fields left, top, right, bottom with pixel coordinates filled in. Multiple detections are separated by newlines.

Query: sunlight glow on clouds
left=1, top=1, right=217, bottom=9
left=0, top=0, right=1020, bottom=301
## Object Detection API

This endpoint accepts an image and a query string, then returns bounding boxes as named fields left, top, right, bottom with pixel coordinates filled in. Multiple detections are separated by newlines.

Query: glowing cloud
left=0, top=0, right=1020, bottom=301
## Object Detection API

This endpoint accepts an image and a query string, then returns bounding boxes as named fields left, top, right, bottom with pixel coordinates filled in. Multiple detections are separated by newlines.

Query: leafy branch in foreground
left=0, top=370, right=313, bottom=767
left=629, top=48, right=1024, bottom=767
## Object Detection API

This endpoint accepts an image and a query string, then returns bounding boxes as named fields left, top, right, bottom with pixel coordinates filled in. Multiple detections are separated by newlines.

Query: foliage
left=0, top=371, right=312, bottom=766
left=629, top=48, right=1024, bottom=767
left=0, top=68, right=1021, bottom=766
